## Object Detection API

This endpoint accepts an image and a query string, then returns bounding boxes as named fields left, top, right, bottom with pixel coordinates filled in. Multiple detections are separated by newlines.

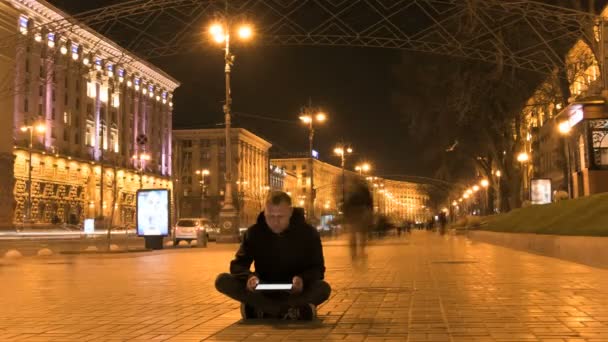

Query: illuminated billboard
left=530, top=179, right=552, bottom=205
left=136, top=189, right=170, bottom=236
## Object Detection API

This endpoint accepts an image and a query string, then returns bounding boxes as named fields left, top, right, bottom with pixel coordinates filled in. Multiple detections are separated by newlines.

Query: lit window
left=107, top=64, right=113, bottom=77
left=86, top=81, right=96, bottom=98
left=99, top=85, right=108, bottom=103
left=112, top=93, right=120, bottom=108
left=47, top=33, right=55, bottom=48
left=95, top=57, right=102, bottom=71
left=71, top=43, right=79, bottom=60
left=86, top=123, right=95, bottom=147
left=19, top=16, right=28, bottom=35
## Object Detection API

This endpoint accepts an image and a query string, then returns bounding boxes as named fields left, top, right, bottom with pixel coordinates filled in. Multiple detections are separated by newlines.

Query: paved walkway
left=1, top=231, right=608, bottom=341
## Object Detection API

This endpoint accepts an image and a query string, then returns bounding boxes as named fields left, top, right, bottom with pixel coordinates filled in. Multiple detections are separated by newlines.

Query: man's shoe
left=240, top=303, right=265, bottom=319
left=299, top=304, right=316, bottom=320
left=282, top=304, right=316, bottom=321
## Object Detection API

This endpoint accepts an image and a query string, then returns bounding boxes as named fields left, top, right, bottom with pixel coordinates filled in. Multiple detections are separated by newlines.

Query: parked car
left=173, top=218, right=215, bottom=244
left=206, top=225, right=220, bottom=241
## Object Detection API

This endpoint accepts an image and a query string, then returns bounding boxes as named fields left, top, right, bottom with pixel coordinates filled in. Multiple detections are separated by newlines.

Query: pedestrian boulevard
left=1, top=231, right=607, bottom=341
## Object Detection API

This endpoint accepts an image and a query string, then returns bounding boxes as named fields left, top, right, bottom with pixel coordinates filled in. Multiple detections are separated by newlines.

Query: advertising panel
left=84, top=218, right=95, bottom=234
left=531, top=179, right=552, bottom=205
left=136, top=189, right=170, bottom=236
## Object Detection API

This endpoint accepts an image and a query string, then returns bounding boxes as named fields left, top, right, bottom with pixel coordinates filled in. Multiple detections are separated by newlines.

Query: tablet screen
left=255, top=284, right=293, bottom=290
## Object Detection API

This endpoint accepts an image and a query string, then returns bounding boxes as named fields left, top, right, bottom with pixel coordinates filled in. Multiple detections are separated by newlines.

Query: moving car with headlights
left=173, top=218, right=216, bottom=244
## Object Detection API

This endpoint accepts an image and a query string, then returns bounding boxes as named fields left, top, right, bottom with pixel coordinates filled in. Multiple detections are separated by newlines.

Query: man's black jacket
left=229, top=208, right=326, bottom=285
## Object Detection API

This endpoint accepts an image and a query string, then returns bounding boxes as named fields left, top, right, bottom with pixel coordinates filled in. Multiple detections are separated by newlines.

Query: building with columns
left=271, top=157, right=430, bottom=223
left=173, top=128, right=272, bottom=227
left=367, top=177, right=431, bottom=223
left=0, top=0, right=179, bottom=228
left=269, top=164, right=298, bottom=196
left=270, top=157, right=344, bottom=219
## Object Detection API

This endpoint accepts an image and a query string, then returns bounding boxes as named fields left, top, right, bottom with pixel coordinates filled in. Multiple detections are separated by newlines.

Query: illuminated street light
left=334, top=146, right=353, bottom=214
left=480, top=179, right=489, bottom=188
left=300, top=108, right=327, bottom=220
left=517, top=151, right=530, bottom=202
left=355, top=163, right=371, bottom=176
left=196, top=169, right=211, bottom=216
left=237, top=25, right=253, bottom=40
left=20, top=122, right=46, bottom=222
left=517, top=152, right=529, bottom=163
left=209, top=19, right=255, bottom=238
left=132, top=152, right=151, bottom=189
left=558, top=121, right=571, bottom=135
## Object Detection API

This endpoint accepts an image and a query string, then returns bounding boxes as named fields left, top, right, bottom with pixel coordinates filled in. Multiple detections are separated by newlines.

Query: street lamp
left=493, top=170, right=502, bottom=213
left=355, top=163, right=371, bottom=176
left=558, top=121, right=572, bottom=198
left=209, top=19, right=253, bottom=238
left=299, top=110, right=327, bottom=220
left=196, top=169, right=210, bottom=217
left=334, top=145, right=353, bottom=211
left=480, top=179, right=489, bottom=215
left=517, top=151, right=530, bottom=202
left=20, top=122, right=46, bottom=222
left=132, top=152, right=151, bottom=189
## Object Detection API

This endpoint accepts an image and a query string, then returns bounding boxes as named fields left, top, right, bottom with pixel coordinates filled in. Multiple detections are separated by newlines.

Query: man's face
left=265, top=202, right=293, bottom=233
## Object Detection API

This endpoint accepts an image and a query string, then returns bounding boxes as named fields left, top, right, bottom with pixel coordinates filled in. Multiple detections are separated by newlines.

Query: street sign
left=136, top=134, right=148, bottom=146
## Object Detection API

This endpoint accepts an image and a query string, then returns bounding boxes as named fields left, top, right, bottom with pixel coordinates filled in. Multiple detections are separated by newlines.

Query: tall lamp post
left=196, top=169, right=210, bottom=217
left=517, top=152, right=530, bottom=203
left=132, top=152, right=150, bottom=189
left=209, top=19, right=253, bottom=240
left=20, top=122, right=46, bottom=222
left=333, top=145, right=353, bottom=212
left=480, top=178, right=489, bottom=215
left=299, top=110, right=326, bottom=221
left=558, top=121, right=572, bottom=198
left=494, top=170, right=502, bottom=213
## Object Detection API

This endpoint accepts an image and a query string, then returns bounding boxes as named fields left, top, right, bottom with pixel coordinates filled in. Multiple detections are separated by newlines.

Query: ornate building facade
left=523, top=5, right=608, bottom=199
left=269, top=164, right=298, bottom=196
left=0, top=0, right=179, bottom=228
left=173, top=128, right=271, bottom=227
left=271, top=157, right=430, bottom=222
left=270, top=157, right=343, bottom=218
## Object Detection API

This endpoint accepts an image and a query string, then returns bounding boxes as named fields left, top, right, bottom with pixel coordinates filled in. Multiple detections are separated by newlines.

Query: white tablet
left=255, top=283, right=293, bottom=291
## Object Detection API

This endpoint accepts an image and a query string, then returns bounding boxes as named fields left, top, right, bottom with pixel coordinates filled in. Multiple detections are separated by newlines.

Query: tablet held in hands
left=255, top=283, right=293, bottom=291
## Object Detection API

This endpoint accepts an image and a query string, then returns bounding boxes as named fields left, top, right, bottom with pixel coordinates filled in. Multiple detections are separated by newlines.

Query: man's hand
left=292, top=276, right=304, bottom=294
left=246, top=276, right=259, bottom=292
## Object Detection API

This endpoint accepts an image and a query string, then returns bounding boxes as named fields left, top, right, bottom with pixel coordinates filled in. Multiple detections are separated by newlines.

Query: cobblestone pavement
left=1, top=231, right=608, bottom=341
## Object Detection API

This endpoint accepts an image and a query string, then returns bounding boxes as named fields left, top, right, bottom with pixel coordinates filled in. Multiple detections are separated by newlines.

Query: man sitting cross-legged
left=215, top=191, right=331, bottom=320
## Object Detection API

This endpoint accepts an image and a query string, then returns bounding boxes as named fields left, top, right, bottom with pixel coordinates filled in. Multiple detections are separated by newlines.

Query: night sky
left=46, top=0, right=427, bottom=178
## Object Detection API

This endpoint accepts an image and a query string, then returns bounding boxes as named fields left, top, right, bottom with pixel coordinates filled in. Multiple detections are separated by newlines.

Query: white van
left=173, top=218, right=217, bottom=244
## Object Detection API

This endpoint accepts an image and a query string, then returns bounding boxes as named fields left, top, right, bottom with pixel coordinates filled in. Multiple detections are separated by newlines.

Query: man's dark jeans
left=215, top=273, right=331, bottom=316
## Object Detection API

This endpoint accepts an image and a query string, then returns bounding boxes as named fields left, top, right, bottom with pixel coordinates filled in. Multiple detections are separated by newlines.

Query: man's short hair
left=266, top=191, right=292, bottom=206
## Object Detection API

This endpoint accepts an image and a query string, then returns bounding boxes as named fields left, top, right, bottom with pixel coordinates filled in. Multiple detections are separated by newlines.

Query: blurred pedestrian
left=343, top=177, right=373, bottom=263
left=439, top=212, right=447, bottom=235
